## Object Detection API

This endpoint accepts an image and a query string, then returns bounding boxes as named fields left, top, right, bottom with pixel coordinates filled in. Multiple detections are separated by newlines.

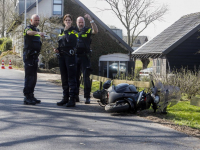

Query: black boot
left=31, top=94, right=41, bottom=104
left=24, top=94, right=36, bottom=105
left=57, top=97, right=69, bottom=106
left=66, top=97, right=76, bottom=107
left=75, top=95, right=80, bottom=102
left=85, top=98, right=90, bottom=104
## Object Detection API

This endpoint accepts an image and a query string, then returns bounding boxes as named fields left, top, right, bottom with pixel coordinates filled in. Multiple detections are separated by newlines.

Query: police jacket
left=76, top=27, right=92, bottom=54
left=58, top=26, right=78, bottom=51
left=23, top=25, right=42, bottom=51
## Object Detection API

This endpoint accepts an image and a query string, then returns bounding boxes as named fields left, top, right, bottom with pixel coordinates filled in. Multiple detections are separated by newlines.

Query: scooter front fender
left=124, top=98, right=135, bottom=111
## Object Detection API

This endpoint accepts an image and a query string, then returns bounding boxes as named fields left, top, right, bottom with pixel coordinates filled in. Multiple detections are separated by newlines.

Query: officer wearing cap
left=76, top=14, right=98, bottom=104
left=54, top=14, right=78, bottom=107
left=23, top=14, right=45, bottom=105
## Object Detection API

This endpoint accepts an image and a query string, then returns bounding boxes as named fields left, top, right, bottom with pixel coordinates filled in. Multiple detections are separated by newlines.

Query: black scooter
left=93, top=78, right=180, bottom=113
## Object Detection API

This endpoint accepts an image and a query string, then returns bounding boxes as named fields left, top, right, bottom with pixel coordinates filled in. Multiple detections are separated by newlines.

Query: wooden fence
left=80, top=74, right=151, bottom=90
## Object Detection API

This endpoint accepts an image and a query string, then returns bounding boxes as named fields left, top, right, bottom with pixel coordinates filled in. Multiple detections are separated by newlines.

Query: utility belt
left=23, top=48, right=40, bottom=59
left=59, top=48, right=76, bottom=57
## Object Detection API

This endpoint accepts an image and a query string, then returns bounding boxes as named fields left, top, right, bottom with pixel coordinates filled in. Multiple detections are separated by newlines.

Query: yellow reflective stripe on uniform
left=69, top=30, right=78, bottom=37
left=58, top=33, right=65, bottom=37
left=81, top=34, right=87, bottom=37
left=23, top=28, right=33, bottom=36
left=34, top=34, right=41, bottom=37
left=75, top=33, right=78, bottom=38
left=58, top=30, right=78, bottom=38
left=86, top=28, right=91, bottom=34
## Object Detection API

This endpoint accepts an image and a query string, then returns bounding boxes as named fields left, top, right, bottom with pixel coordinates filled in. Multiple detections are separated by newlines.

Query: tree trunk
left=1, top=0, right=5, bottom=37
left=140, top=58, right=150, bottom=69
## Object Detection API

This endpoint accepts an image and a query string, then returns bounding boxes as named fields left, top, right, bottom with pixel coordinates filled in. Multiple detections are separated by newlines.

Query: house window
left=136, top=40, right=141, bottom=44
left=53, top=0, right=62, bottom=15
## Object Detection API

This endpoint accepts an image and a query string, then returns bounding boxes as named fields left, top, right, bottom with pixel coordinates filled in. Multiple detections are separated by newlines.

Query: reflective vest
left=76, top=27, right=92, bottom=53
left=58, top=27, right=78, bottom=50
left=23, top=25, right=42, bottom=51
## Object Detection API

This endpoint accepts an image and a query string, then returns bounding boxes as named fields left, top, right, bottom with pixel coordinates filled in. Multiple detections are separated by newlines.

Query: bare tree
left=98, top=0, right=168, bottom=68
left=0, top=0, right=12, bottom=37
left=0, top=0, right=19, bottom=37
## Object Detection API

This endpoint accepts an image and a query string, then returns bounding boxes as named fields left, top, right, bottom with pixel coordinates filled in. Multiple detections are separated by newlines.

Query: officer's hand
left=84, top=14, right=92, bottom=21
left=39, top=32, right=46, bottom=38
left=54, top=48, right=59, bottom=53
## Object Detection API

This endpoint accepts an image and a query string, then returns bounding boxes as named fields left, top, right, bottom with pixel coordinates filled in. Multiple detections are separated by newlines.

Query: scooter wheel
left=105, top=103, right=130, bottom=112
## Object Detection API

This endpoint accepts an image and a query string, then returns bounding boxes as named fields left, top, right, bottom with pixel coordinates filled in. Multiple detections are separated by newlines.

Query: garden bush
left=0, top=38, right=12, bottom=52
left=154, top=68, right=200, bottom=99
left=0, top=38, right=4, bottom=45
left=48, top=57, right=59, bottom=69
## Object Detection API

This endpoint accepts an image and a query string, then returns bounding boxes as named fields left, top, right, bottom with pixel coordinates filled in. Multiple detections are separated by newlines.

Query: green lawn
left=166, top=101, right=200, bottom=129
left=80, top=81, right=100, bottom=93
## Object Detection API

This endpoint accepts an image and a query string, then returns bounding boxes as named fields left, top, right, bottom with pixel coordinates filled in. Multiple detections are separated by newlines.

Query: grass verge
left=166, top=101, right=200, bottom=129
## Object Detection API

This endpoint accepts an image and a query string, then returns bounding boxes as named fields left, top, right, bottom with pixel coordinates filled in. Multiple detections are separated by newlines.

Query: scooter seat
left=114, top=83, right=138, bottom=93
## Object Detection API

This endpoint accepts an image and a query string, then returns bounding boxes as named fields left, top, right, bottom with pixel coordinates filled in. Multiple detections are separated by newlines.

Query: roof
left=132, top=12, right=200, bottom=58
left=123, top=36, right=148, bottom=47
left=72, top=0, right=133, bottom=52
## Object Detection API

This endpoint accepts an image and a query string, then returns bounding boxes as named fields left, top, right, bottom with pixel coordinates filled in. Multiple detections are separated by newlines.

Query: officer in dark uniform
left=54, top=14, right=78, bottom=107
left=76, top=14, right=98, bottom=104
left=23, top=14, right=45, bottom=105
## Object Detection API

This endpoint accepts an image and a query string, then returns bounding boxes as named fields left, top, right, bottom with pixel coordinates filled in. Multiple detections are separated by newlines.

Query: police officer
left=54, top=14, right=78, bottom=107
left=76, top=14, right=98, bottom=104
left=23, top=14, right=45, bottom=105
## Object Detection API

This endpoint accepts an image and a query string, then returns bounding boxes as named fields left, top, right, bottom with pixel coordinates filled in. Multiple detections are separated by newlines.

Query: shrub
left=0, top=38, right=12, bottom=52
left=48, top=57, right=59, bottom=69
left=134, top=67, right=143, bottom=80
left=0, top=38, right=4, bottom=44
left=154, top=68, right=200, bottom=100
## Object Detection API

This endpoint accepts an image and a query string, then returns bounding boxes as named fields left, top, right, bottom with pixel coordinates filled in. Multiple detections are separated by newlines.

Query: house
left=123, top=36, right=148, bottom=51
left=7, top=0, right=134, bottom=78
left=132, top=12, right=200, bottom=76
left=110, top=27, right=123, bottom=39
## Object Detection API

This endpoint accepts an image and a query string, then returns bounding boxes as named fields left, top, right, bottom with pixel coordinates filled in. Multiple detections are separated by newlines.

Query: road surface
left=0, top=69, right=199, bottom=150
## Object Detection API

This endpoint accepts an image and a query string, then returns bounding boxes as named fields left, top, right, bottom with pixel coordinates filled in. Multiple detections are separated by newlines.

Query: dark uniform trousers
left=76, top=54, right=91, bottom=98
left=59, top=54, right=77, bottom=98
left=23, top=52, right=38, bottom=95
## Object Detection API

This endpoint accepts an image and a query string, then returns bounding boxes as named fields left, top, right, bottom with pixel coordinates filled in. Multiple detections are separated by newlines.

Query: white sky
left=79, top=0, right=200, bottom=40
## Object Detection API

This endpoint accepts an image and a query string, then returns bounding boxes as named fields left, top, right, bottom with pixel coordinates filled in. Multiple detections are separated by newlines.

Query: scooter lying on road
left=93, top=77, right=181, bottom=113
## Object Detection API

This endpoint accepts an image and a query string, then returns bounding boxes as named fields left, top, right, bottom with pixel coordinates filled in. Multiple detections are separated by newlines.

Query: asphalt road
left=0, top=69, right=200, bottom=150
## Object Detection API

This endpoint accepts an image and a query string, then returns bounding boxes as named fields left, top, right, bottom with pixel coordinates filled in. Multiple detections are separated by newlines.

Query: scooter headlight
left=154, top=96, right=160, bottom=104
left=151, top=94, right=160, bottom=104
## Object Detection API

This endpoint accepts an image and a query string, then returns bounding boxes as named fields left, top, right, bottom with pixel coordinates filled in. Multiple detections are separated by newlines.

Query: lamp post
left=36, top=0, right=38, bottom=14
left=24, top=0, right=27, bottom=27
